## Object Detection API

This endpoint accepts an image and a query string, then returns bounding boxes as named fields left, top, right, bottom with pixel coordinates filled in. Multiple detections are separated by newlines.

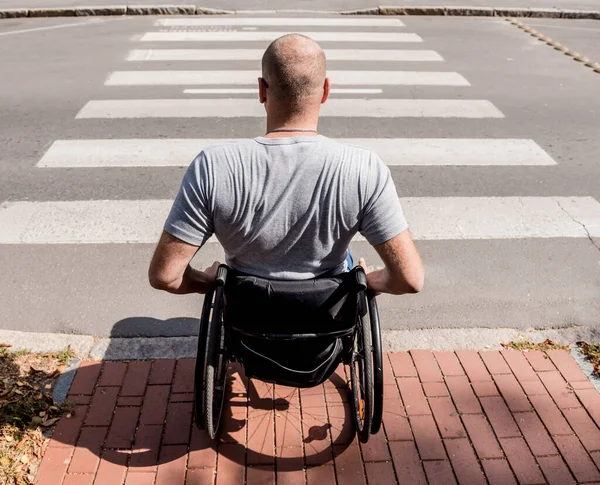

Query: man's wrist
left=366, top=269, right=388, bottom=294
left=184, top=266, right=215, bottom=294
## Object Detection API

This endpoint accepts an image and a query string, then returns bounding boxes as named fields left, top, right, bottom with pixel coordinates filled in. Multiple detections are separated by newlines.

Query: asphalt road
left=2, top=0, right=600, bottom=10
left=0, top=15, right=599, bottom=338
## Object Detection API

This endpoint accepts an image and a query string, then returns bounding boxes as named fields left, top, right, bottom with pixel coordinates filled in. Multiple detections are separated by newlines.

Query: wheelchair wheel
left=368, top=292, right=384, bottom=435
left=204, top=278, right=229, bottom=439
left=350, top=292, right=374, bottom=443
left=193, top=288, right=214, bottom=429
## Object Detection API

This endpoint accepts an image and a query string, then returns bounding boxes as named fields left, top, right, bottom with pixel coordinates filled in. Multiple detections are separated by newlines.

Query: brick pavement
left=35, top=350, right=600, bottom=484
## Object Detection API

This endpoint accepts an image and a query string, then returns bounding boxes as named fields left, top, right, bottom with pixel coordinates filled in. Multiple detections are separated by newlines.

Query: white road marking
left=182, top=88, right=383, bottom=94
left=155, top=17, right=406, bottom=27
left=403, top=197, right=600, bottom=240
left=105, top=70, right=469, bottom=86
left=140, top=31, right=423, bottom=43
left=126, top=48, right=444, bottom=62
left=2, top=197, right=599, bottom=244
left=75, top=99, right=504, bottom=119
left=37, top=138, right=556, bottom=168
left=351, top=138, right=557, bottom=166
left=0, top=18, right=105, bottom=37
left=0, top=200, right=170, bottom=244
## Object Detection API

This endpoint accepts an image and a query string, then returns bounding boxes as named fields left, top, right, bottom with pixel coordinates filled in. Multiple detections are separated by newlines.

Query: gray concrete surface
left=0, top=16, right=599, bottom=338
left=521, top=18, right=600, bottom=61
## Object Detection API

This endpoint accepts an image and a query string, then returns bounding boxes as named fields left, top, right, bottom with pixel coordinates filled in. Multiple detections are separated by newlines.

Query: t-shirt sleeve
left=163, top=151, right=214, bottom=247
left=358, top=153, right=409, bottom=246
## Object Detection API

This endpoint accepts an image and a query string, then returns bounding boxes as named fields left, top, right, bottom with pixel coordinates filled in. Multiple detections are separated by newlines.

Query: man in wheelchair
left=148, top=33, right=424, bottom=442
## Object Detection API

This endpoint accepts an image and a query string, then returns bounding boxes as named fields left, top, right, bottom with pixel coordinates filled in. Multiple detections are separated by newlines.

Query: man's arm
left=148, top=230, right=219, bottom=294
left=360, top=228, right=424, bottom=295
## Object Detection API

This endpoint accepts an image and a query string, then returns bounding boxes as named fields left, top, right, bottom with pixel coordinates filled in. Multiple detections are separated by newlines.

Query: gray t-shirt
left=164, top=135, right=408, bottom=279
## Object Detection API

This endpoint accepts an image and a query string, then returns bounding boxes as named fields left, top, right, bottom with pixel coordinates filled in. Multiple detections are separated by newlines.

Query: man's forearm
left=153, top=265, right=215, bottom=295
left=366, top=268, right=419, bottom=295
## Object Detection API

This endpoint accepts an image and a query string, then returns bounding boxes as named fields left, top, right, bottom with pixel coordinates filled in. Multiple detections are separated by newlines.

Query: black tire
left=368, top=293, right=384, bottom=435
left=193, top=288, right=214, bottom=429
left=350, top=291, right=374, bottom=443
left=204, top=285, right=228, bottom=439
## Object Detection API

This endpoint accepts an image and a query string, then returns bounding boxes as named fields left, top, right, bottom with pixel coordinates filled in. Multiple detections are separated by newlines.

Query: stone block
left=28, top=7, right=77, bottom=16
left=126, top=4, right=196, bottom=15
left=528, top=7, right=561, bottom=18
left=560, top=9, right=600, bottom=19
left=196, top=6, right=235, bottom=14
left=74, top=5, right=127, bottom=16
left=0, top=8, right=28, bottom=18
left=446, top=6, right=494, bottom=16
left=494, top=7, right=531, bottom=17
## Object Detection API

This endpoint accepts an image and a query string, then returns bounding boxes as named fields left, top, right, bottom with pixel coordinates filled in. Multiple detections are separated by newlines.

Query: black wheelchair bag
left=224, top=269, right=362, bottom=387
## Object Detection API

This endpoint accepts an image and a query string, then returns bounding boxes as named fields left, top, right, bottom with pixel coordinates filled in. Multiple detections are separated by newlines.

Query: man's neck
left=264, top=113, right=319, bottom=138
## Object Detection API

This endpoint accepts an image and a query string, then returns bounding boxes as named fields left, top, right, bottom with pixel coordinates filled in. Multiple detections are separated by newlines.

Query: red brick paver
left=36, top=350, right=600, bottom=485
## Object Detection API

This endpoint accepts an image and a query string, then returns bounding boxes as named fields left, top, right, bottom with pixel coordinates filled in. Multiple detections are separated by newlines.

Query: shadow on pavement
left=47, top=336, right=356, bottom=477
left=109, top=316, right=199, bottom=338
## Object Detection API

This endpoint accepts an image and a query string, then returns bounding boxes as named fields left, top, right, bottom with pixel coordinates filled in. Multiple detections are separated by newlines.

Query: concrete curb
left=2, top=326, right=599, bottom=360
left=52, top=357, right=81, bottom=405
left=0, top=329, right=95, bottom=356
left=570, top=347, right=600, bottom=392
left=1, top=5, right=599, bottom=19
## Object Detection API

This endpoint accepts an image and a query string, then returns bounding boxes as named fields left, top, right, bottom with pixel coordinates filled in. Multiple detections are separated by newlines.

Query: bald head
left=261, top=34, right=326, bottom=113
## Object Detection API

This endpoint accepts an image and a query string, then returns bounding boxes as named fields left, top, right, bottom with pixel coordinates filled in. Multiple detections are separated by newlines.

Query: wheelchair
left=193, top=263, right=384, bottom=443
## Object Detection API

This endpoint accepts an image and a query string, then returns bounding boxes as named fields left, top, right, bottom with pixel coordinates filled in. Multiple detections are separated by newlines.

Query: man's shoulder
left=324, top=138, right=379, bottom=157
left=199, top=138, right=259, bottom=157
left=322, top=138, right=384, bottom=169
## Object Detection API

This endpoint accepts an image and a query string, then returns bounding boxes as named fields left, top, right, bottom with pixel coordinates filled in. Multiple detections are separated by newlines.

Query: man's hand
left=358, top=257, right=382, bottom=296
left=202, top=261, right=221, bottom=283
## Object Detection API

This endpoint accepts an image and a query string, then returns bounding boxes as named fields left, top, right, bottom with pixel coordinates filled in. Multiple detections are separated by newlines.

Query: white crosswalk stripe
left=140, top=31, right=424, bottom=43
left=105, top=70, right=470, bottom=86
left=76, top=99, right=504, bottom=119
left=2, top=197, right=599, bottom=244
left=37, top=138, right=557, bottom=168
left=182, top=88, right=383, bottom=94
left=155, top=17, right=407, bottom=27
left=126, top=49, right=444, bottom=62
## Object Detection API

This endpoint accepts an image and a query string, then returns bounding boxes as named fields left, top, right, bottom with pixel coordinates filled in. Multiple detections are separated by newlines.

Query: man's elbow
left=148, top=272, right=165, bottom=291
left=148, top=269, right=176, bottom=292
left=408, top=267, right=425, bottom=294
left=406, top=274, right=424, bottom=294
left=389, top=269, right=424, bottom=295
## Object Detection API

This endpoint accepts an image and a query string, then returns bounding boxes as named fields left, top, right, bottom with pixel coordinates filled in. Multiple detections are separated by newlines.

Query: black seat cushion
left=223, top=268, right=362, bottom=387
left=225, top=268, right=361, bottom=337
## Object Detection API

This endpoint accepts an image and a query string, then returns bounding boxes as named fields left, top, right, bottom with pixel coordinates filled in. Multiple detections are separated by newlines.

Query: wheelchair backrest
left=224, top=266, right=366, bottom=338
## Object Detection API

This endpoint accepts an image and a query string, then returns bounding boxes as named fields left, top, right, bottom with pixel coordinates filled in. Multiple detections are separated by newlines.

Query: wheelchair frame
left=193, top=264, right=384, bottom=443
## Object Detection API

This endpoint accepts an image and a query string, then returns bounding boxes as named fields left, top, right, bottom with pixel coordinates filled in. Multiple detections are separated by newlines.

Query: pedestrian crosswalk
left=7, top=15, right=600, bottom=243
left=2, top=14, right=600, bottom=334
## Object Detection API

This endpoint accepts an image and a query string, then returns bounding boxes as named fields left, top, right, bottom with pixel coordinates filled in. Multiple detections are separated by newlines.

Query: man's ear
left=258, top=77, right=267, bottom=104
left=321, top=77, right=330, bottom=104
